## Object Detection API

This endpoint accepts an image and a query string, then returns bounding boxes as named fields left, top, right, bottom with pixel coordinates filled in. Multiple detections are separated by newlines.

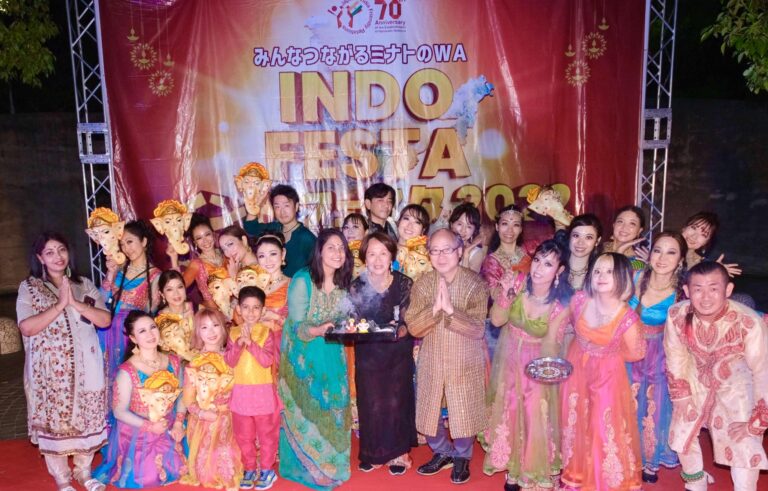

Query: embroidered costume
left=627, top=273, right=679, bottom=473
left=481, top=294, right=565, bottom=488
left=278, top=268, right=352, bottom=489
left=560, top=291, right=646, bottom=490
left=664, top=300, right=768, bottom=490
left=94, top=356, right=186, bottom=488
left=181, top=352, right=242, bottom=490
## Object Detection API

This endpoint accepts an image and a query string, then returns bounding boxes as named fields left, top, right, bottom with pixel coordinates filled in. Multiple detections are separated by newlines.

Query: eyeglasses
left=428, top=246, right=459, bottom=256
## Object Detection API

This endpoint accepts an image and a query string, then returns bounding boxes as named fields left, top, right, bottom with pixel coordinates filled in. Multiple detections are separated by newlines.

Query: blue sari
left=278, top=268, right=353, bottom=490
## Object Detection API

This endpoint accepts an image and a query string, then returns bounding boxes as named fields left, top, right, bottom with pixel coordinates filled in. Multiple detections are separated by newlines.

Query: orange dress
left=560, top=291, right=646, bottom=490
left=265, top=281, right=288, bottom=379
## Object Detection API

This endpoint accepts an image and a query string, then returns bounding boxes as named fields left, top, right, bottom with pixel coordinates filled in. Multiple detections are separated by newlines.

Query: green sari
left=278, top=268, right=352, bottom=490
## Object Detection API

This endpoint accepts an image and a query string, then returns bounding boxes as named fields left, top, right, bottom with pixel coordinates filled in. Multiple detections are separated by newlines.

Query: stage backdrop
left=98, top=0, right=646, bottom=231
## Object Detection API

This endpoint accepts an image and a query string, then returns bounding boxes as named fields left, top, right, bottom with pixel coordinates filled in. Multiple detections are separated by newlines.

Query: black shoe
left=417, top=453, right=454, bottom=475
left=450, top=458, right=470, bottom=484
left=388, top=464, right=407, bottom=476
left=358, top=462, right=375, bottom=472
left=642, top=470, right=658, bottom=483
left=503, top=480, right=520, bottom=491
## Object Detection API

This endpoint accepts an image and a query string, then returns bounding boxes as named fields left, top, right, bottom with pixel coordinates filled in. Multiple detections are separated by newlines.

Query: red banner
left=98, top=0, right=646, bottom=230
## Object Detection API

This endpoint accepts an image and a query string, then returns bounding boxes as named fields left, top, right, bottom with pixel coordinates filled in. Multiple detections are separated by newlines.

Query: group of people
left=16, top=180, right=768, bottom=491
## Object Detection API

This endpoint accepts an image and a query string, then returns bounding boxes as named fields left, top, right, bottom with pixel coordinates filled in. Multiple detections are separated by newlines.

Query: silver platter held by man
left=524, top=357, right=573, bottom=384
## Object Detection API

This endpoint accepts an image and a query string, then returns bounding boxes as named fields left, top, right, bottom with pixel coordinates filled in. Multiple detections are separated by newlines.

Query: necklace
left=495, top=247, right=523, bottom=267
left=200, top=250, right=223, bottom=266
left=138, top=351, right=163, bottom=370
left=266, top=274, right=287, bottom=292
left=527, top=290, right=549, bottom=304
left=648, top=276, right=674, bottom=291
left=282, top=221, right=300, bottom=236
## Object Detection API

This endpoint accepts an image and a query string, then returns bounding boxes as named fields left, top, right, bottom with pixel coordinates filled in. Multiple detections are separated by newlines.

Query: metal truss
left=68, top=0, right=676, bottom=276
left=637, top=0, right=678, bottom=238
left=66, top=0, right=114, bottom=283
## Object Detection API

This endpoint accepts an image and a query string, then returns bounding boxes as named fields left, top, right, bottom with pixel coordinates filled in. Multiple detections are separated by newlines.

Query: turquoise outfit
left=627, top=272, right=679, bottom=472
left=278, top=268, right=353, bottom=489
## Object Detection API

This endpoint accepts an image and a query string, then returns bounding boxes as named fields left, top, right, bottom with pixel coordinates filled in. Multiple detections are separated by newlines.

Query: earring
left=282, top=258, right=286, bottom=266
left=41, top=263, right=47, bottom=282
left=66, top=266, right=72, bottom=278
left=554, top=276, right=559, bottom=288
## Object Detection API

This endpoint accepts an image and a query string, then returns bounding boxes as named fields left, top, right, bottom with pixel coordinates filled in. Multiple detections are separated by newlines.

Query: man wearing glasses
left=405, top=228, right=489, bottom=485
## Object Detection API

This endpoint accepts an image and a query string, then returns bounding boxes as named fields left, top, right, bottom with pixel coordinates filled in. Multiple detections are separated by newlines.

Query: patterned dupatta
left=22, top=277, right=81, bottom=436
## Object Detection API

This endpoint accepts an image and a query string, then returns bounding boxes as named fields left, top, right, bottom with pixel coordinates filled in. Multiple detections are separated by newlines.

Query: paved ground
left=0, top=351, right=26, bottom=440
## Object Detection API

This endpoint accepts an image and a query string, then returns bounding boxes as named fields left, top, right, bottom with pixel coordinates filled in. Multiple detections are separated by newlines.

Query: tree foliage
left=0, top=0, right=58, bottom=87
left=702, top=0, right=768, bottom=93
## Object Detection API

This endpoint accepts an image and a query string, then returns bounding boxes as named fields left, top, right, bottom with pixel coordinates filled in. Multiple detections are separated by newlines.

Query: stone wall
left=0, top=113, right=88, bottom=294
left=665, top=98, right=768, bottom=277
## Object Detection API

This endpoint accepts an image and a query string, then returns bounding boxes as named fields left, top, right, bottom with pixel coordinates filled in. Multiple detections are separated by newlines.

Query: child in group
left=224, top=286, right=281, bottom=490
left=181, top=309, right=243, bottom=491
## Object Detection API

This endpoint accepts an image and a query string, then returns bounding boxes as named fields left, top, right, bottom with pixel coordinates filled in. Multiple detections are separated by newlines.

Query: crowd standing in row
left=17, top=178, right=768, bottom=491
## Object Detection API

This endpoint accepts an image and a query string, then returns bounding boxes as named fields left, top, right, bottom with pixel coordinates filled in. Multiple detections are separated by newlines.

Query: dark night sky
left=0, top=0, right=765, bottom=114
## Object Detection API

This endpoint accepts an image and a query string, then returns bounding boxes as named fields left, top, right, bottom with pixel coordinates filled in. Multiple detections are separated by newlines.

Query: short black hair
left=584, top=252, right=635, bottom=301
left=449, top=203, right=481, bottom=242
left=269, top=184, right=300, bottom=206
left=238, top=286, right=266, bottom=305
left=364, top=182, right=396, bottom=201
left=359, top=232, right=398, bottom=263
left=343, top=213, right=369, bottom=231
left=685, top=260, right=729, bottom=286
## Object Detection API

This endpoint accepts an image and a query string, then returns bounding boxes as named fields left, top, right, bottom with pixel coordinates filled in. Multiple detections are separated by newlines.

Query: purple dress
left=94, top=356, right=186, bottom=488
left=627, top=274, right=679, bottom=472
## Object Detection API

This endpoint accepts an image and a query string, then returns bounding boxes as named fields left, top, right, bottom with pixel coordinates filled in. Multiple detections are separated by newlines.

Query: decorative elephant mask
left=137, top=370, right=181, bottom=422
left=234, top=162, right=271, bottom=217
left=151, top=200, right=193, bottom=255
left=85, top=207, right=126, bottom=265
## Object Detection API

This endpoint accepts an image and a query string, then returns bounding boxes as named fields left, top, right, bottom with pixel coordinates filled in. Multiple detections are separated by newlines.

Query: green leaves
left=702, top=0, right=768, bottom=93
left=0, top=0, right=58, bottom=87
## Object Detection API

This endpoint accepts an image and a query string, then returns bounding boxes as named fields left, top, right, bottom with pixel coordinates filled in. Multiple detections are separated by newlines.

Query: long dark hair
left=123, top=309, right=155, bottom=361
left=111, top=220, right=156, bottom=315
left=309, top=229, right=354, bottom=290
left=635, top=231, right=688, bottom=303
left=525, top=238, right=573, bottom=305
left=29, top=232, right=83, bottom=284
left=566, top=213, right=604, bottom=262
left=157, top=269, right=185, bottom=311
left=488, top=204, right=524, bottom=253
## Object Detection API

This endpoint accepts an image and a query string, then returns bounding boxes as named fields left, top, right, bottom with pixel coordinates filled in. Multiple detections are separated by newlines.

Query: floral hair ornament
left=235, top=162, right=272, bottom=217
left=138, top=369, right=182, bottom=422
left=155, top=313, right=197, bottom=362
left=525, top=185, right=573, bottom=227
left=151, top=199, right=193, bottom=255
left=85, top=207, right=126, bottom=265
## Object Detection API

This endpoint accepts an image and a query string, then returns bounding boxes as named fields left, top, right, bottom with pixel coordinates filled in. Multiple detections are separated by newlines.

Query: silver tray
left=524, top=357, right=573, bottom=384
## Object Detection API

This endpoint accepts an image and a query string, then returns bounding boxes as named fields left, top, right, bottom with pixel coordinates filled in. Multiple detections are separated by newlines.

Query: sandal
left=78, top=477, right=106, bottom=491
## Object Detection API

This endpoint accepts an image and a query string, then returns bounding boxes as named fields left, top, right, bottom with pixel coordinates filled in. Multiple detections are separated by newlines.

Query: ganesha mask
left=235, top=265, right=270, bottom=292
left=348, top=240, right=364, bottom=279
left=186, top=353, right=233, bottom=411
left=156, top=313, right=197, bottom=362
left=151, top=200, right=193, bottom=255
left=400, top=236, right=432, bottom=280
left=137, top=370, right=181, bottom=422
left=526, top=185, right=573, bottom=227
left=85, top=207, right=126, bottom=265
left=234, top=162, right=272, bottom=217
left=207, top=269, right=237, bottom=319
